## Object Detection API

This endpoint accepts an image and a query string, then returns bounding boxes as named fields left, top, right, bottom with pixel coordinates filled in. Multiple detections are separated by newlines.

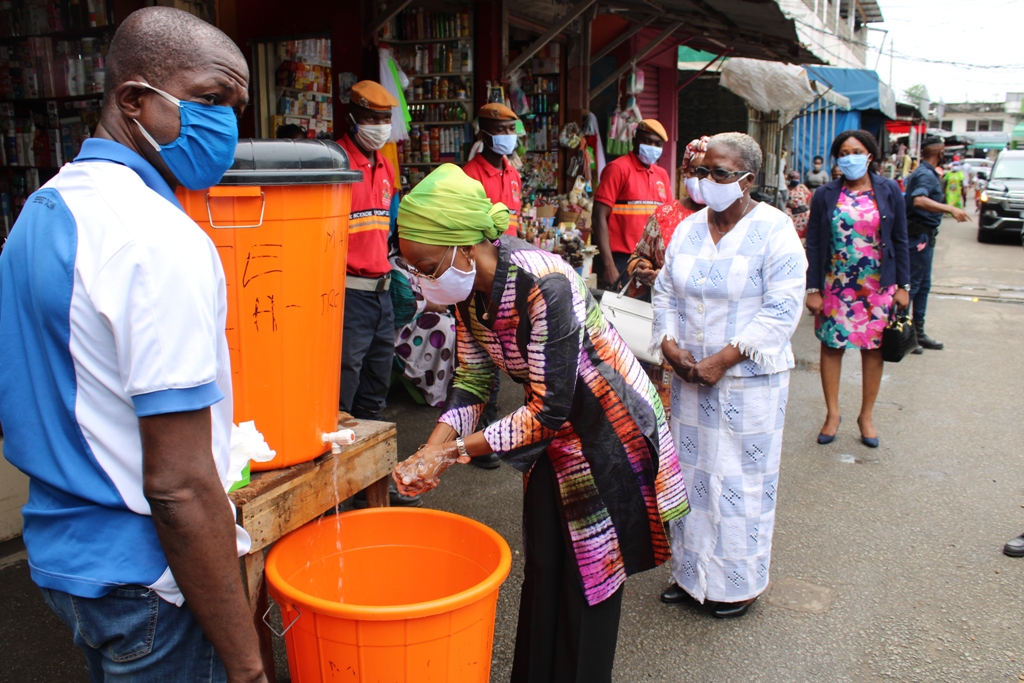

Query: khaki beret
left=350, top=80, right=398, bottom=111
left=478, top=102, right=519, bottom=121
left=637, top=119, right=668, bottom=142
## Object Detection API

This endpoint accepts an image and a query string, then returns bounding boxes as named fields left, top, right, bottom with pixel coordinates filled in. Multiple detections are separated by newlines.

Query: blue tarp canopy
left=802, top=66, right=897, bottom=120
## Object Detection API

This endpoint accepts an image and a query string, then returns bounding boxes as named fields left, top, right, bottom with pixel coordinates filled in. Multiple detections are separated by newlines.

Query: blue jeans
left=40, top=585, right=226, bottom=683
left=908, top=234, right=934, bottom=324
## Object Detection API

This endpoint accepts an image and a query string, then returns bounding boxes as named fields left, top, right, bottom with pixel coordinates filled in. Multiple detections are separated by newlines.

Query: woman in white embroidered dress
left=651, top=132, right=807, bottom=618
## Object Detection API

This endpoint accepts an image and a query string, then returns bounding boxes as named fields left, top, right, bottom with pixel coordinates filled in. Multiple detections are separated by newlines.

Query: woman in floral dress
left=805, top=131, right=911, bottom=447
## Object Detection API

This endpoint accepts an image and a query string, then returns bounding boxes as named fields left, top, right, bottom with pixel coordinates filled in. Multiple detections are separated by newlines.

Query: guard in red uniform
left=337, top=80, right=419, bottom=505
left=459, top=102, right=523, bottom=469
left=463, top=102, right=522, bottom=237
left=593, top=118, right=671, bottom=287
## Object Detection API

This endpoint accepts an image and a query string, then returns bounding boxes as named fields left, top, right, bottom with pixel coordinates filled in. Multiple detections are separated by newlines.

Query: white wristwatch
left=455, top=437, right=470, bottom=460
left=806, top=288, right=820, bottom=294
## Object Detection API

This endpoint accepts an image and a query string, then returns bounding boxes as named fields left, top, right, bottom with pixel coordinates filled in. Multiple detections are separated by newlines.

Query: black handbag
left=881, top=308, right=917, bottom=363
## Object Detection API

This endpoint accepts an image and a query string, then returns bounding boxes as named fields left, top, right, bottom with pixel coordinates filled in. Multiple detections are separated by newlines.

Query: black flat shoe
left=709, top=597, right=757, bottom=619
left=469, top=452, right=501, bottom=470
left=660, top=583, right=693, bottom=604
left=1004, top=533, right=1024, bottom=558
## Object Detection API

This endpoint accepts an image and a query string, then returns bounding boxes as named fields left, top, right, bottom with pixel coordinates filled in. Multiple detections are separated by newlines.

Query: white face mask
left=417, top=248, right=477, bottom=306
left=699, top=175, right=749, bottom=212
left=350, top=113, right=392, bottom=151
left=684, top=176, right=705, bottom=205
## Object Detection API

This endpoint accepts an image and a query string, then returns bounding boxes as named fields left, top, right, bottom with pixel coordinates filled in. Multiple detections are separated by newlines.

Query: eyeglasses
left=404, top=246, right=454, bottom=281
left=694, top=166, right=751, bottom=182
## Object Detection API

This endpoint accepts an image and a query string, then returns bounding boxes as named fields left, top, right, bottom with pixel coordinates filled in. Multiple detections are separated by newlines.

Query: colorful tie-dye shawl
left=439, top=237, right=689, bottom=606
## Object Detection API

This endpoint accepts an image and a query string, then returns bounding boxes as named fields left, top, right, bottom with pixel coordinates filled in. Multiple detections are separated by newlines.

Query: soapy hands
left=393, top=442, right=469, bottom=497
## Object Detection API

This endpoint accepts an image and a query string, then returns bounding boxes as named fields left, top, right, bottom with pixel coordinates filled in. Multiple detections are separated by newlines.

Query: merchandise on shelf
left=529, top=44, right=560, bottom=75
left=0, top=32, right=110, bottom=100
left=381, top=7, right=471, bottom=41
left=271, top=38, right=332, bottom=138
left=0, top=0, right=110, bottom=37
left=401, top=124, right=467, bottom=166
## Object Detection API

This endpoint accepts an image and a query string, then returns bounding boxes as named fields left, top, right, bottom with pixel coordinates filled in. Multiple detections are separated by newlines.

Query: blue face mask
left=486, top=132, right=518, bottom=156
left=638, top=143, right=663, bottom=166
left=131, top=82, right=239, bottom=190
left=837, top=154, right=870, bottom=181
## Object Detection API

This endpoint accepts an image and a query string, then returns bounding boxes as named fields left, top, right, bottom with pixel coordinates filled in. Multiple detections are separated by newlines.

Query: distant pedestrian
left=784, top=169, right=811, bottom=238
left=944, top=162, right=966, bottom=209
left=805, top=155, right=831, bottom=190
left=804, top=130, right=911, bottom=448
left=903, top=136, right=970, bottom=353
left=653, top=132, right=807, bottom=619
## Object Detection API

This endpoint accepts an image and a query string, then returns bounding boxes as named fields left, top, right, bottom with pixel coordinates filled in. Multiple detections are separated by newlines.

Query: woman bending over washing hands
left=392, top=164, right=689, bottom=683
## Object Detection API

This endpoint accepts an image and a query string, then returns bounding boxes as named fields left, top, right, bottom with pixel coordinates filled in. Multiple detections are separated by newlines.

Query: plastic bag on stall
left=506, top=69, right=532, bottom=118
left=559, top=122, right=581, bottom=149
left=378, top=47, right=410, bottom=143
left=607, top=97, right=642, bottom=157
left=625, top=68, right=645, bottom=95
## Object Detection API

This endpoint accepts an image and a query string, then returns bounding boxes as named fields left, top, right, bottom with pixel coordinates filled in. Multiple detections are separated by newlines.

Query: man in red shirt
left=463, top=102, right=522, bottom=237
left=593, top=119, right=671, bottom=287
left=337, top=80, right=419, bottom=505
left=459, top=102, right=523, bottom=469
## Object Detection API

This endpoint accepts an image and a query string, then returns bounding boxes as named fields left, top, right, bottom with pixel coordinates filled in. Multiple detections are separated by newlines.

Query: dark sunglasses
left=694, top=166, right=750, bottom=182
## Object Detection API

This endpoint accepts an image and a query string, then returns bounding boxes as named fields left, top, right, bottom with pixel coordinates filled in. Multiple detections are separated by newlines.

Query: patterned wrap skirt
left=669, top=371, right=789, bottom=603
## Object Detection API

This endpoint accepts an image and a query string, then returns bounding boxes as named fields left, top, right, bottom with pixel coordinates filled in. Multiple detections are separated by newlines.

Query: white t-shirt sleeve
left=88, top=232, right=224, bottom=417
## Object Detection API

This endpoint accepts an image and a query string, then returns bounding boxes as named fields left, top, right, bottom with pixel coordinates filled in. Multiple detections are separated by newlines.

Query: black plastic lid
left=219, top=139, right=363, bottom=186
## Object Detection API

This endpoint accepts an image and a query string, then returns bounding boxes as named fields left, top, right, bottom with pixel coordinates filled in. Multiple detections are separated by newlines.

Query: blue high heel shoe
left=857, top=417, right=879, bottom=448
left=817, top=416, right=841, bottom=445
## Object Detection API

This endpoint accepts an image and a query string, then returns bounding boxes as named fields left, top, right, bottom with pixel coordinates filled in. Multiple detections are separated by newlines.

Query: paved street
left=2, top=209, right=1022, bottom=683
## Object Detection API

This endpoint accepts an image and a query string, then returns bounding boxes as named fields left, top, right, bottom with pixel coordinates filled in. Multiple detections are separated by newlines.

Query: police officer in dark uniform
left=902, top=136, right=969, bottom=353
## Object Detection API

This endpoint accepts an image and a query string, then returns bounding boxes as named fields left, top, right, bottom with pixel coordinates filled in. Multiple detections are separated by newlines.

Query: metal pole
left=503, top=0, right=597, bottom=78
left=675, top=49, right=729, bottom=94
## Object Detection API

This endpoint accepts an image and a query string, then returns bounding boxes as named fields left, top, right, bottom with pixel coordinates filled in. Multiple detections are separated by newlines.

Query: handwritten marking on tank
left=325, top=228, right=337, bottom=251
left=253, top=295, right=278, bottom=332
left=241, top=248, right=283, bottom=288
left=321, top=289, right=341, bottom=314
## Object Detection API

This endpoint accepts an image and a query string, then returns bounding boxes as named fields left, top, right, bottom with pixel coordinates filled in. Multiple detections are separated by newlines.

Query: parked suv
left=978, top=150, right=1024, bottom=242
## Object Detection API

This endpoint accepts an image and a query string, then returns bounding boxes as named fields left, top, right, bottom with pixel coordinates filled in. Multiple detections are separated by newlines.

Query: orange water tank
left=178, top=139, right=363, bottom=470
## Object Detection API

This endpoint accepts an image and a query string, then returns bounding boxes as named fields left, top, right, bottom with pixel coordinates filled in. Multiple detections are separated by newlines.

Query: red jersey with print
left=594, top=151, right=671, bottom=254
left=338, top=133, right=394, bottom=278
left=462, top=154, right=522, bottom=237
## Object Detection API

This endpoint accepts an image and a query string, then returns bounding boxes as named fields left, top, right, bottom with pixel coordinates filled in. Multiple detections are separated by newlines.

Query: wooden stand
left=229, top=414, right=397, bottom=682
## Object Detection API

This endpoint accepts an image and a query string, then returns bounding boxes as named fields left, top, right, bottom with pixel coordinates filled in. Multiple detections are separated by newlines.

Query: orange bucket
left=177, top=140, right=362, bottom=470
left=265, top=508, right=512, bottom=683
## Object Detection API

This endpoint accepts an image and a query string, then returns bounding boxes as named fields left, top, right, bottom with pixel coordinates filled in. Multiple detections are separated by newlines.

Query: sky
left=865, top=0, right=1024, bottom=104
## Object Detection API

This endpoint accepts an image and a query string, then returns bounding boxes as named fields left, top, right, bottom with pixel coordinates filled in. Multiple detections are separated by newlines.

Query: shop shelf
left=409, top=120, right=469, bottom=125
left=408, top=99, right=470, bottom=106
left=0, top=25, right=113, bottom=44
left=382, top=36, right=469, bottom=44
left=2, top=93, right=103, bottom=105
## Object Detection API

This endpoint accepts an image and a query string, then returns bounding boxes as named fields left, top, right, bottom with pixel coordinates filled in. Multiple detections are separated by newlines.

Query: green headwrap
left=398, top=163, right=510, bottom=246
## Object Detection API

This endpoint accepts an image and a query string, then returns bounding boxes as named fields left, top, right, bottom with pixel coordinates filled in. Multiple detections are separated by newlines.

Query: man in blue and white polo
left=0, top=8, right=266, bottom=682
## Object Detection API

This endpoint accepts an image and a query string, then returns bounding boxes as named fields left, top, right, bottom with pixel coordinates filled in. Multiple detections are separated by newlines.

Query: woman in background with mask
left=805, top=130, right=910, bottom=448
left=393, top=164, right=690, bottom=683
left=652, top=132, right=807, bottom=618
left=624, top=135, right=709, bottom=300
left=784, top=169, right=812, bottom=239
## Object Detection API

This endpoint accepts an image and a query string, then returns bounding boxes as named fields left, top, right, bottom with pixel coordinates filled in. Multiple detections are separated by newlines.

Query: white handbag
left=599, top=286, right=659, bottom=364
